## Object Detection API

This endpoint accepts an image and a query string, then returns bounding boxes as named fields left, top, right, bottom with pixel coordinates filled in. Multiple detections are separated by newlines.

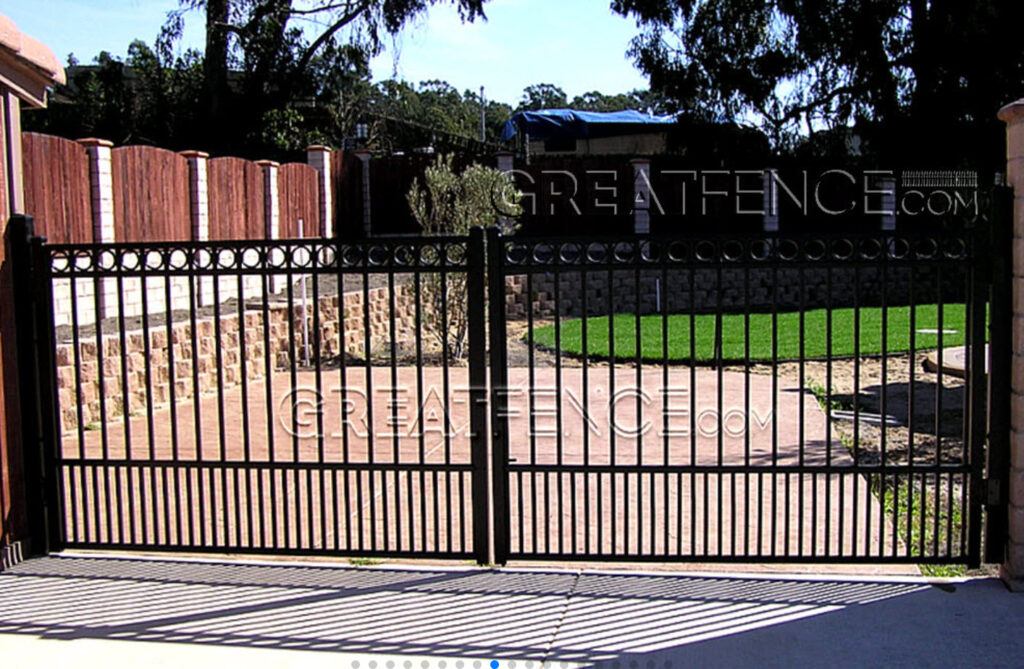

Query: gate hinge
left=984, top=478, right=1003, bottom=506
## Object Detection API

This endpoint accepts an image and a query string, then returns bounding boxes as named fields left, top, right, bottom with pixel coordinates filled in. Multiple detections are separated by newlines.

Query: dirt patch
left=736, top=353, right=967, bottom=466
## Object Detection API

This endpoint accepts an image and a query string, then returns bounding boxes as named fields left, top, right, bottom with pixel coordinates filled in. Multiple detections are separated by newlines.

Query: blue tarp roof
left=501, top=109, right=676, bottom=142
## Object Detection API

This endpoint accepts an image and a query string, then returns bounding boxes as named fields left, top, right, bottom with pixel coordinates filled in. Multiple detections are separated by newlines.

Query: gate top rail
left=41, top=235, right=474, bottom=278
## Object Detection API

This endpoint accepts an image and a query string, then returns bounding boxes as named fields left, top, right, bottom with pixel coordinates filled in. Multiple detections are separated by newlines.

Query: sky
left=2, top=0, right=650, bottom=106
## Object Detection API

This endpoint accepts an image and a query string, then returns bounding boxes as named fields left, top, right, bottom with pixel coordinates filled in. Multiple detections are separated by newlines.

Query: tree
left=569, top=89, right=668, bottom=114
left=407, top=155, right=521, bottom=358
left=24, top=43, right=204, bottom=148
left=518, top=83, right=568, bottom=111
left=611, top=0, right=1024, bottom=167
left=161, top=0, right=490, bottom=151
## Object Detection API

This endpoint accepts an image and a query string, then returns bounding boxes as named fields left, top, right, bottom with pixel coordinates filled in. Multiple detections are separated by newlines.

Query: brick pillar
left=78, top=138, right=116, bottom=322
left=632, top=158, right=651, bottom=234
left=496, top=151, right=514, bottom=175
left=257, top=160, right=283, bottom=293
left=495, top=151, right=516, bottom=232
left=999, top=98, right=1024, bottom=591
left=182, top=150, right=212, bottom=306
left=307, top=145, right=333, bottom=238
left=354, top=149, right=372, bottom=237
left=763, top=169, right=779, bottom=232
left=256, top=159, right=280, bottom=238
left=879, top=175, right=897, bottom=231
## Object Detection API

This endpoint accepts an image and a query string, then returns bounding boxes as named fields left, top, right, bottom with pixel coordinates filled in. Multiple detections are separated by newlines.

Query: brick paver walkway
left=58, top=366, right=902, bottom=566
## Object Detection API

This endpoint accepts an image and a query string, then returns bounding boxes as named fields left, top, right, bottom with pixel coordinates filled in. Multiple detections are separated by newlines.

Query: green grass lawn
left=530, top=304, right=975, bottom=362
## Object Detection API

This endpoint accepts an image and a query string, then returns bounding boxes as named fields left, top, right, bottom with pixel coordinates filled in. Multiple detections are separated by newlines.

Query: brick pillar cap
left=76, top=137, right=113, bottom=148
left=255, top=159, right=280, bottom=167
left=306, top=144, right=331, bottom=152
left=998, top=99, right=1024, bottom=123
left=630, top=157, right=652, bottom=165
left=494, top=150, right=514, bottom=157
left=179, top=150, right=210, bottom=159
left=353, top=149, right=372, bottom=157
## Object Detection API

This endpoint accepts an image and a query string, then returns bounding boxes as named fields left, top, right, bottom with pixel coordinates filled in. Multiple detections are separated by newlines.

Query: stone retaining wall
left=57, top=285, right=418, bottom=432
left=503, top=266, right=967, bottom=318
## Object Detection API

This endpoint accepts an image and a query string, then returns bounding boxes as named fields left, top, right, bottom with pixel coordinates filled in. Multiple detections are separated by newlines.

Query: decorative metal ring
left=559, top=242, right=583, bottom=264
left=722, top=240, right=744, bottom=262
left=803, top=239, right=826, bottom=261
left=694, top=240, right=717, bottom=262
left=505, top=242, right=529, bottom=265
left=612, top=241, right=636, bottom=263
left=777, top=239, right=799, bottom=261
left=831, top=238, right=855, bottom=260
left=586, top=242, right=609, bottom=263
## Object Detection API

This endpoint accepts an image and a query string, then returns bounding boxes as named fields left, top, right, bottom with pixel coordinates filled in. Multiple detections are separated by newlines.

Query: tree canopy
left=516, top=84, right=669, bottom=114
left=612, top=0, right=1024, bottom=168
left=164, top=0, right=491, bottom=152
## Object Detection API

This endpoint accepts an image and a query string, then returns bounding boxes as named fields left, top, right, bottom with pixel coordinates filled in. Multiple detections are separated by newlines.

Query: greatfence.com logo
left=277, top=384, right=773, bottom=442
left=498, top=167, right=979, bottom=219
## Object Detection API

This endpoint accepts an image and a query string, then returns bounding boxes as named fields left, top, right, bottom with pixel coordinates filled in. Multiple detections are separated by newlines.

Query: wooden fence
left=21, top=133, right=91, bottom=243
left=207, top=157, right=266, bottom=240
left=20, top=132, right=325, bottom=245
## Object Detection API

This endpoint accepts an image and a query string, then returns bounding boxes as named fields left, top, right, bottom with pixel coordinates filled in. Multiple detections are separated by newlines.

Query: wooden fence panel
left=208, top=157, right=265, bottom=240
left=331, top=150, right=363, bottom=238
left=278, top=163, right=319, bottom=238
left=111, top=146, right=191, bottom=242
left=369, top=154, right=494, bottom=235
left=21, top=132, right=92, bottom=243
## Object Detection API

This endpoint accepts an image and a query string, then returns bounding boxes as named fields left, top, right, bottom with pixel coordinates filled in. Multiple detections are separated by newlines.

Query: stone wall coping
left=76, top=137, right=113, bottom=148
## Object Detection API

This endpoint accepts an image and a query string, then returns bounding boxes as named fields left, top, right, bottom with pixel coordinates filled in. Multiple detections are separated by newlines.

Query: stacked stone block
left=55, top=284, right=419, bottom=432
left=503, top=266, right=965, bottom=319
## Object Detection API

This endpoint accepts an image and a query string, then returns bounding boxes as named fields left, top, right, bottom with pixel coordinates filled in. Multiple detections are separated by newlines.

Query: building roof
left=501, top=109, right=676, bottom=142
left=0, top=13, right=65, bottom=108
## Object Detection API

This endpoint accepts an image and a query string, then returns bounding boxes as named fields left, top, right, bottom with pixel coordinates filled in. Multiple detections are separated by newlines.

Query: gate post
left=467, top=227, right=492, bottom=564
left=8, top=214, right=62, bottom=555
left=998, top=99, right=1024, bottom=589
left=986, top=186, right=1014, bottom=564
left=486, top=227, right=511, bottom=564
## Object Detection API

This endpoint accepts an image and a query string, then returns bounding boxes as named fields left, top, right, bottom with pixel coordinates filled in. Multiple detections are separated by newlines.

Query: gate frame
left=10, top=214, right=63, bottom=557
left=483, top=200, right=1010, bottom=567
left=11, top=195, right=1015, bottom=566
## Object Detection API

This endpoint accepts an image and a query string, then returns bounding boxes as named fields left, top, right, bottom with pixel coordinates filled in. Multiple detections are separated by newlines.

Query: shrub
left=408, top=155, right=522, bottom=358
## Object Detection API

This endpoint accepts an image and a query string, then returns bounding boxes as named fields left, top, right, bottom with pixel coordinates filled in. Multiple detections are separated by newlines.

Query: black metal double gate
left=13, top=190, right=1013, bottom=566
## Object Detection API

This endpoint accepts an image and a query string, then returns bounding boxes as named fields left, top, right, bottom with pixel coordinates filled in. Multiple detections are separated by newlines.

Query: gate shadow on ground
left=0, top=556, right=1012, bottom=666
left=831, top=380, right=964, bottom=439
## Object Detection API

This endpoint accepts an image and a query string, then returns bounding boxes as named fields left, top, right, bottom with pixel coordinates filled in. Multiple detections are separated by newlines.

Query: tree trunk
left=203, top=0, right=230, bottom=149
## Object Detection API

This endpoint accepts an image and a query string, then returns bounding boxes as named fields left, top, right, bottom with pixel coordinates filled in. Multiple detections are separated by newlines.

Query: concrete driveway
left=0, top=554, right=1020, bottom=667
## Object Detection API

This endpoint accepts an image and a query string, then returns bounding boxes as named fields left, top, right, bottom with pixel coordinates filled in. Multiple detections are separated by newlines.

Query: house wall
left=0, top=13, right=65, bottom=563
left=998, top=99, right=1024, bottom=590
left=528, top=132, right=669, bottom=157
